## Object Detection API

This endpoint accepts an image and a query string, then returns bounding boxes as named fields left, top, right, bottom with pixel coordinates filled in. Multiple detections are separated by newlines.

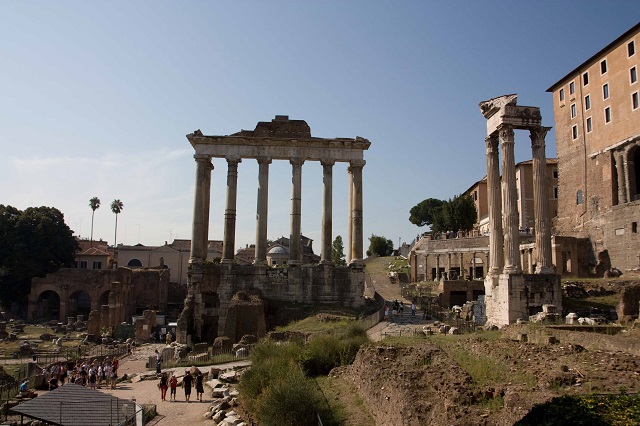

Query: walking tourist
left=169, top=374, right=178, bottom=401
left=159, top=372, right=168, bottom=401
left=155, top=349, right=162, bottom=374
left=195, top=371, right=204, bottom=402
left=182, top=370, right=193, bottom=403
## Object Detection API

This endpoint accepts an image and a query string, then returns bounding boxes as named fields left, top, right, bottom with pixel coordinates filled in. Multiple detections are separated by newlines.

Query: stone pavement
left=96, top=343, right=250, bottom=425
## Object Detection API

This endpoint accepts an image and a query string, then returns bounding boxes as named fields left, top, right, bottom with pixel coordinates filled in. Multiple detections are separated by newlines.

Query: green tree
left=0, top=205, right=78, bottom=310
left=110, top=199, right=124, bottom=247
left=89, top=196, right=100, bottom=248
left=367, top=234, right=394, bottom=257
left=409, top=194, right=477, bottom=233
left=331, top=235, right=346, bottom=265
left=409, top=198, right=445, bottom=228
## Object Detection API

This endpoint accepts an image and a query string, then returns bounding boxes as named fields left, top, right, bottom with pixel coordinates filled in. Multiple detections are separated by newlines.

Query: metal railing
left=162, top=345, right=253, bottom=369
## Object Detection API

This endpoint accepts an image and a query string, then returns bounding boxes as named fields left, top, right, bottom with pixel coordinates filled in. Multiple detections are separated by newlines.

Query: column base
left=535, top=265, right=555, bottom=274
left=502, top=265, right=522, bottom=274
left=319, top=260, right=334, bottom=266
left=349, top=259, right=364, bottom=269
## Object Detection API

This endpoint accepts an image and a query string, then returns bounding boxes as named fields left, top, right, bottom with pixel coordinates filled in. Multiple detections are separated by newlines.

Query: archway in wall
left=127, top=259, right=143, bottom=267
left=631, top=146, right=640, bottom=201
left=36, top=291, right=60, bottom=321
left=99, top=290, right=111, bottom=307
left=135, top=290, right=158, bottom=314
left=68, top=291, right=91, bottom=318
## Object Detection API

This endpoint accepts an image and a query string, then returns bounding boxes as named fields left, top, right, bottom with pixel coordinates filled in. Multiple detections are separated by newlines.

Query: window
left=92, top=261, right=102, bottom=270
left=583, top=72, right=589, bottom=86
left=633, top=92, right=639, bottom=110
left=571, top=103, right=577, bottom=118
left=569, top=81, right=575, bottom=95
left=572, top=124, right=578, bottom=140
left=603, top=83, right=610, bottom=100
left=553, top=186, right=558, bottom=199
left=605, top=106, right=612, bottom=123
left=629, top=40, right=635, bottom=57
left=584, top=94, right=591, bottom=110
left=559, top=88, right=565, bottom=102
left=553, top=168, right=558, bottom=179
left=631, top=66, right=637, bottom=84
left=601, top=59, right=607, bottom=74
left=80, top=261, right=88, bottom=269
left=576, top=190, right=583, bottom=205
left=586, top=116, right=593, bottom=133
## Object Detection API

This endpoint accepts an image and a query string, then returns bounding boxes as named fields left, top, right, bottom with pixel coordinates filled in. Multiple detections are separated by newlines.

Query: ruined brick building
left=547, top=22, right=640, bottom=273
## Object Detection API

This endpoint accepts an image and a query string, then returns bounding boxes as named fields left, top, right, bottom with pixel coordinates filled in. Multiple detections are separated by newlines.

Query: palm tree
left=89, top=197, right=101, bottom=248
left=111, top=199, right=124, bottom=248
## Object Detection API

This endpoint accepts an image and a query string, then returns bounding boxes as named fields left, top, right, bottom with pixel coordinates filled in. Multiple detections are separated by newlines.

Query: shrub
left=254, top=367, right=318, bottom=426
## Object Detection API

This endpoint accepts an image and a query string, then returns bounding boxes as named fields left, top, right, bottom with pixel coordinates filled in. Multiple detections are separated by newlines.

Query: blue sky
left=1, top=2, right=639, bottom=250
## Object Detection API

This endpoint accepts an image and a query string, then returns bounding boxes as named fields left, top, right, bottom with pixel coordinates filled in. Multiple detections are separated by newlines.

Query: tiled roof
left=10, top=384, right=138, bottom=426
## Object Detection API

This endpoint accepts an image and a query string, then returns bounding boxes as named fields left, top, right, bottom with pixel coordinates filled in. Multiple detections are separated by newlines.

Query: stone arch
left=127, top=258, right=143, bottom=267
left=68, top=290, right=91, bottom=318
left=628, top=145, right=640, bottom=201
left=99, top=290, right=111, bottom=307
left=36, top=290, right=60, bottom=321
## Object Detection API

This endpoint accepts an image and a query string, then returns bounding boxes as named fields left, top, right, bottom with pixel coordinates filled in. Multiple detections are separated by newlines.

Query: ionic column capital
left=256, top=156, right=272, bottom=165
left=321, top=159, right=336, bottom=167
left=290, top=157, right=305, bottom=167
left=350, top=159, right=366, bottom=168
left=194, top=154, right=211, bottom=162
left=226, top=155, right=242, bottom=166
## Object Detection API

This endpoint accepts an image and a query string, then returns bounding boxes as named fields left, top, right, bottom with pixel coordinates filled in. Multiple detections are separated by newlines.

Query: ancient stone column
left=485, top=135, right=504, bottom=275
left=223, top=156, right=241, bottom=263
left=472, top=253, right=476, bottom=279
left=520, top=250, right=526, bottom=272
left=346, top=166, right=353, bottom=265
left=616, top=151, right=628, bottom=204
left=527, top=249, right=534, bottom=274
left=349, top=160, right=365, bottom=265
left=459, top=253, right=464, bottom=279
left=320, top=159, right=335, bottom=264
left=202, top=161, right=213, bottom=261
left=189, top=154, right=212, bottom=264
left=530, top=126, right=553, bottom=274
left=500, top=125, right=521, bottom=274
left=435, top=255, right=440, bottom=280
left=446, top=253, right=451, bottom=279
left=289, top=158, right=304, bottom=265
left=254, top=157, right=271, bottom=265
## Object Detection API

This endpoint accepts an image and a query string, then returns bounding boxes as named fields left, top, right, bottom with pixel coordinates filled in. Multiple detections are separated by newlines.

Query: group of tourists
left=158, top=370, right=204, bottom=403
left=384, top=300, right=418, bottom=319
left=41, top=357, right=120, bottom=391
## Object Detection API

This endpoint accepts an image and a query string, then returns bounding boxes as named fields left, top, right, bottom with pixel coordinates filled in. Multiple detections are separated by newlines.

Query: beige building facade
left=547, top=22, right=640, bottom=272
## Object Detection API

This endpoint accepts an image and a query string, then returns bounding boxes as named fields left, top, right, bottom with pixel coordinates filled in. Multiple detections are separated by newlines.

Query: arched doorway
left=99, top=290, right=111, bottom=307
left=630, top=146, right=640, bottom=201
left=36, top=291, right=60, bottom=321
left=68, top=291, right=91, bottom=318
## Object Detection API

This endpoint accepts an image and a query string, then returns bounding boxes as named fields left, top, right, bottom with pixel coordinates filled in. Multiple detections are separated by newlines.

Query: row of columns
left=485, top=124, right=553, bottom=276
left=422, top=252, right=486, bottom=280
left=189, top=155, right=365, bottom=267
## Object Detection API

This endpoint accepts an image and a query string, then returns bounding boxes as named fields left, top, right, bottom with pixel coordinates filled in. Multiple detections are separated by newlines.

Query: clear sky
left=1, top=2, right=639, bottom=251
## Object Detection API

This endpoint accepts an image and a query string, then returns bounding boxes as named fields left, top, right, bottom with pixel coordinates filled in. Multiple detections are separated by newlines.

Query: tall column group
left=190, top=154, right=365, bottom=267
left=484, top=124, right=554, bottom=276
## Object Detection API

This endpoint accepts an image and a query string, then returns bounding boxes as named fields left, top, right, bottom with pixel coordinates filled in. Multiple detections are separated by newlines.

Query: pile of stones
left=202, top=367, right=247, bottom=425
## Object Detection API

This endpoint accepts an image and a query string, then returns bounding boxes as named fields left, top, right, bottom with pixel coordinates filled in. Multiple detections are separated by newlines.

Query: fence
left=162, top=345, right=253, bottom=369
left=360, top=292, right=386, bottom=329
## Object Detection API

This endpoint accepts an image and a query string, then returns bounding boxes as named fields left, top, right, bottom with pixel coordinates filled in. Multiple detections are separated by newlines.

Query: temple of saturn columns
left=479, top=95, right=562, bottom=327
left=176, top=116, right=371, bottom=344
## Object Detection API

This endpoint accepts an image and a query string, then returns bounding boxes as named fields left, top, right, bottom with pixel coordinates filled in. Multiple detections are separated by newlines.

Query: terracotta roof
left=79, top=247, right=110, bottom=256
left=10, top=383, right=138, bottom=426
